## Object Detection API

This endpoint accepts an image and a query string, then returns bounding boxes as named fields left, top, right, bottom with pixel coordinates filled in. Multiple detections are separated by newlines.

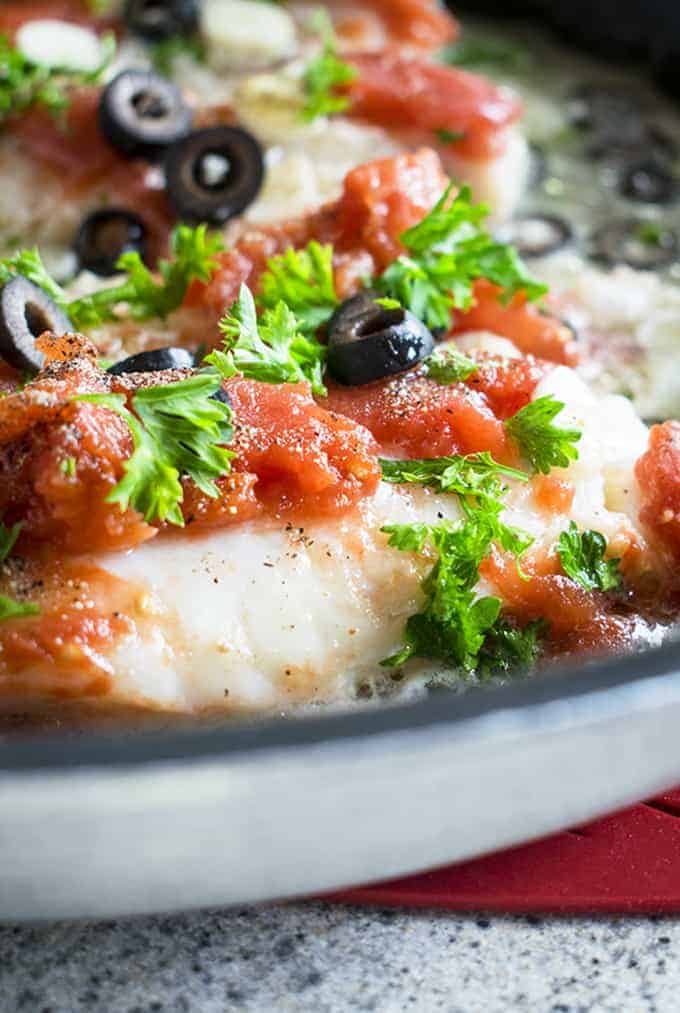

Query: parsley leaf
left=67, top=225, right=224, bottom=328
left=0, top=31, right=115, bottom=125
left=0, top=596, right=40, bottom=620
left=380, top=516, right=504, bottom=671
left=258, top=241, right=339, bottom=333
left=422, top=346, right=477, bottom=384
left=380, top=452, right=527, bottom=520
left=301, top=10, right=357, bottom=122
left=505, top=395, right=581, bottom=474
left=78, top=372, right=234, bottom=527
left=478, top=617, right=548, bottom=678
left=208, top=284, right=327, bottom=396
left=374, top=183, right=547, bottom=331
left=556, top=522, right=622, bottom=592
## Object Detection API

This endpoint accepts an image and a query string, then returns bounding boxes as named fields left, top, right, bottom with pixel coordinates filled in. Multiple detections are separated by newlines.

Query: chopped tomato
left=452, top=279, right=579, bottom=366
left=228, top=379, right=381, bottom=518
left=482, top=548, right=634, bottom=657
left=345, top=50, right=522, bottom=160
left=464, top=353, right=548, bottom=419
left=12, top=90, right=175, bottom=261
left=0, top=560, right=135, bottom=697
left=322, top=371, right=513, bottom=461
left=636, top=422, right=680, bottom=561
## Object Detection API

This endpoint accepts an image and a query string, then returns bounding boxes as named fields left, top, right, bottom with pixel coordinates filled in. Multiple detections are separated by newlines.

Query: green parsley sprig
left=556, top=522, right=622, bottom=592
left=380, top=516, right=505, bottom=671
left=505, top=395, right=581, bottom=474
left=380, top=453, right=527, bottom=522
left=258, top=241, right=339, bottom=333
left=477, top=617, right=547, bottom=679
left=68, top=225, right=225, bottom=328
left=0, top=521, right=39, bottom=621
left=208, top=283, right=327, bottom=396
left=374, top=183, right=547, bottom=331
left=0, top=31, right=115, bottom=125
left=0, top=226, right=224, bottom=331
left=78, top=372, right=234, bottom=528
left=301, top=9, right=357, bottom=122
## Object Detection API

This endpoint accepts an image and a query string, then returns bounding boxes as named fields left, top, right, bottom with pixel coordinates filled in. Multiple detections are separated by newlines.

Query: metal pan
left=2, top=1, right=680, bottom=921
left=2, top=641, right=680, bottom=920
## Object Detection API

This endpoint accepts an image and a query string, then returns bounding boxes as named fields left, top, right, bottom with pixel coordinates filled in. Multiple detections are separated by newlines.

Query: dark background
left=446, top=0, right=680, bottom=97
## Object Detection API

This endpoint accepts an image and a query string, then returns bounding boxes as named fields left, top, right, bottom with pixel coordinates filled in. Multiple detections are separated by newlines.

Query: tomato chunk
left=452, top=279, right=579, bottom=366
left=636, top=422, right=680, bottom=561
left=346, top=51, right=522, bottom=160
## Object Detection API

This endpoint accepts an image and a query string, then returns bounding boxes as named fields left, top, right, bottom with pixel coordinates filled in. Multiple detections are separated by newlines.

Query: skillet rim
left=2, top=636, right=680, bottom=772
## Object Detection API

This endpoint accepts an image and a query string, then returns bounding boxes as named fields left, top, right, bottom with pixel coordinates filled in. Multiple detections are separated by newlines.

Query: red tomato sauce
left=322, top=355, right=544, bottom=461
left=0, top=560, right=136, bottom=700
left=0, top=337, right=381, bottom=554
left=345, top=51, right=522, bottom=160
left=481, top=548, right=636, bottom=658
left=636, top=422, right=680, bottom=562
left=452, top=280, right=579, bottom=367
left=334, top=0, right=458, bottom=52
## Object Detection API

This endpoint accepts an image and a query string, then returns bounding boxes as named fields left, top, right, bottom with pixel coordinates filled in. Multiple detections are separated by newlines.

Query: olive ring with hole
left=0, top=276, right=73, bottom=374
left=164, top=126, right=265, bottom=225
left=74, top=209, right=148, bottom=277
left=99, top=69, right=193, bottom=159
left=326, top=292, right=435, bottom=386
left=107, top=347, right=195, bottom=375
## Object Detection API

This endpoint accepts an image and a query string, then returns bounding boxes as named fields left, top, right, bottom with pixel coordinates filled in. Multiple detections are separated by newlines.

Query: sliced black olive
left=124, top=0, right=199, bottom=41
left=619, top=160, right=677, bottom=205
left=496, top=214, right=573, bottom=259
left=74, top=209, right=147, bottom=277
left=107, top=347, right=194, bottom=375
left=326, top=292, right=435, bottom=386
left=0, top=276, right=73, bottom=374
left=587, top=123, right=678, bottom=162
left=164, top=126, right=265, bottom=225
left=99, top=70, right=193, bottom=159
left=591, top=219, right=678, bottom=270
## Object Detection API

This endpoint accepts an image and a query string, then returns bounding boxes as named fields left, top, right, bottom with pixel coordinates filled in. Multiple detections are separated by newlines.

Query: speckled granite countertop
left=1, top=903, right=679, bottom=1012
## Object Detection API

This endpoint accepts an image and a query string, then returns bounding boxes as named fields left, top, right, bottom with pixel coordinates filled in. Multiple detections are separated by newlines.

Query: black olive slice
left=107, top=347, right=195, bottom=375
left=620, top=161, right=677, bottom=205
left=496, top=214, right=573, bottom=259
left=99, top=70, right=193, bottom=159
left=326, top=292, right=435, bottom=386
left=74, top=209, right=148, bottom=277
left=0, top=276, right=73, bottom=374
left=591, top=219, right=678, bottom=270
left=164, top=126, right=265, bottom=225
left=124, top=0, right=199, bottom=41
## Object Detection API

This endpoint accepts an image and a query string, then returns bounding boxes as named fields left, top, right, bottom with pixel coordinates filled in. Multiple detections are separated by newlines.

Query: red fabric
left=328, top=788, right=680, bottom=913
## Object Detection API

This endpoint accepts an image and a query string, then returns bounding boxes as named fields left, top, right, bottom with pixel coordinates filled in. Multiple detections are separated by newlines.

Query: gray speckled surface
left=0, top=904, right=679, bottom=1012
